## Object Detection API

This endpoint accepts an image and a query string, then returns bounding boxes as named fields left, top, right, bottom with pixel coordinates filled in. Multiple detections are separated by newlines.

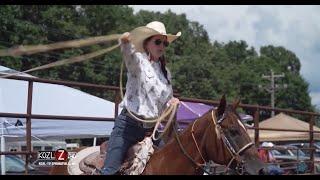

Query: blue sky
left=131, top=5, right=320, bottom=109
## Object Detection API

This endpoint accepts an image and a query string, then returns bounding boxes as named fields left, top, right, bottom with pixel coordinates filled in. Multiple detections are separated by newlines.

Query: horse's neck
left=143, top=117, right=210, bottom=175
left=191, top=116, right=212, bottom=160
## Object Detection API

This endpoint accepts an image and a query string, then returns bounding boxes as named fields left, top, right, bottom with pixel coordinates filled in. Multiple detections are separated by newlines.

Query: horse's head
left=205, top=95, right=267, bottom=175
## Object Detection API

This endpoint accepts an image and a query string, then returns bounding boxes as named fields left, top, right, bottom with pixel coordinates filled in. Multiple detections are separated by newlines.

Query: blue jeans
left=267, top=165, right=284, bottom=175
left=100, top=109, right=157, bottom=175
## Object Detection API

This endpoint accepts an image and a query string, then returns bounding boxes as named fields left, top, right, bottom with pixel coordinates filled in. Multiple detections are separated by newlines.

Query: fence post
left=309, top=115, right=315, bottom=174
left=253, top=107, right=260, bottom=148
left=25, top=81, right=33, bottom=175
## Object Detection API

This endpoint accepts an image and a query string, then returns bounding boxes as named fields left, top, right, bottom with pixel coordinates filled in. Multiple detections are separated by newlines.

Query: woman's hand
left=168, top=97, right=180, bottom=106
left=120, top=32, right=130, bottom=44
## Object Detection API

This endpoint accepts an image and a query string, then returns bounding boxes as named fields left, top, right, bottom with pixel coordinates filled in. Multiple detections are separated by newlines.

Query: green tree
left=0, top=5, right=316, bottom=118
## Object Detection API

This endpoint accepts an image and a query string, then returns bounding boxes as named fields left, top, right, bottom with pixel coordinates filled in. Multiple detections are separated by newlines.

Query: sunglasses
left=154, top=39, right=169, bottom=47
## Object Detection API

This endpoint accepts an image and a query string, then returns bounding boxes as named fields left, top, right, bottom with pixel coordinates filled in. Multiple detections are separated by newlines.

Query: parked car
left=0, top=155, right=48, bottom=175
left=287, top=142, right=320, bottom=174
left=287, top=142, right=320, bottom=158
left=269, top=145, right=310, bottom=174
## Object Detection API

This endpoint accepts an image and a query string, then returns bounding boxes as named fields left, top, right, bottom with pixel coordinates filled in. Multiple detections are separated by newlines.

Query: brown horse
left=50, top=95, right=267, bottom=175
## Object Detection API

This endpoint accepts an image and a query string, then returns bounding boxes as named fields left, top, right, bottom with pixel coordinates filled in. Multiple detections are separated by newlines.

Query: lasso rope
left=0, top=34, right=121, bottom=78
left=0, top=33, right=177, bottom=141
left=0, top=34, right=122, bottom=57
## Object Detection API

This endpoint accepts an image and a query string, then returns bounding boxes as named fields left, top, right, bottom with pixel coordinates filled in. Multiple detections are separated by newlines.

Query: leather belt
left=123, top=109, right=155, bottom=130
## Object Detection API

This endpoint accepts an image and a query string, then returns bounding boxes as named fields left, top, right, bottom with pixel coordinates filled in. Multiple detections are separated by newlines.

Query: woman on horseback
left=100, top=21, right=181, bottom=175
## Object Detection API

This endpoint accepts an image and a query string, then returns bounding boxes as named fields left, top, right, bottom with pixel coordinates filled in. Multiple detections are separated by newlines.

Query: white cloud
left=130, top=5, right=320, bottom=107
left=310, top=92, right=320, bottom=109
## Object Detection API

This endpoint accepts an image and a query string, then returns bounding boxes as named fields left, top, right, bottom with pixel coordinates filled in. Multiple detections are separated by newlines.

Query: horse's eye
left=229, top=128, right=239, bottom=136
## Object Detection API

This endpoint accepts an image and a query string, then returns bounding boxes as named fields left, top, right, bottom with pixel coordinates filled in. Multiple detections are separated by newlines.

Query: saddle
left=78, top=137, right=156, bottom=175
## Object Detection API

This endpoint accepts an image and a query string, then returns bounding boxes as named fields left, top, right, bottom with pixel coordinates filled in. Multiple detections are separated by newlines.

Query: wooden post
left=253, top=107, right=260, bottom=148
left=25, top=81, right=33, bottom=175
left=309, top=115, right=315, bottom=174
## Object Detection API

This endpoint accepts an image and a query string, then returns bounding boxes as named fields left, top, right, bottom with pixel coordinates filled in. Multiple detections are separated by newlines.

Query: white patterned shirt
left=119, top=42, right=173, bottom=126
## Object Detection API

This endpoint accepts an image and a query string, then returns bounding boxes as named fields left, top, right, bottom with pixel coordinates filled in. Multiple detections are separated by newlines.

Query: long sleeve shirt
left=119, top=42, right=173, bottom=127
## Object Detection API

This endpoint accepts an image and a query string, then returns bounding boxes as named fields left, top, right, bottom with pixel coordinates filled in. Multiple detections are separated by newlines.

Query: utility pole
left=259, top=69, right=287, bottom=117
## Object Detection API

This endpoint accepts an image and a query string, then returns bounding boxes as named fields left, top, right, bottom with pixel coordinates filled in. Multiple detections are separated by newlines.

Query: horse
left=50, top=95, right=267, bottom=175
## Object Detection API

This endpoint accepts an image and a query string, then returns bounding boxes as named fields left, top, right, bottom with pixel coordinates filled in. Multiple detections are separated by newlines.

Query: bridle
left=173, top=109, right=254, bottom=175
left=215, top=110, right=254, bottom=174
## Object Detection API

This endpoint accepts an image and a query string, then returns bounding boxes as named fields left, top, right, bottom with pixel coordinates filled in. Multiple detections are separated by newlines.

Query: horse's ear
left=217, top=94, right=226, bottom=117
left=232, top=97, right=241, bottom=110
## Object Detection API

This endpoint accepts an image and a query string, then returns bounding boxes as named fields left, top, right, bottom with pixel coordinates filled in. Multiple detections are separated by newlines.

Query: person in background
left=259, top=142, right=284, bottom=175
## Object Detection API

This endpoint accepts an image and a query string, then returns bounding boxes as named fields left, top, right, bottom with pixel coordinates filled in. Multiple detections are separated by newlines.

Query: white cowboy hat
left=129, top=21, right=181, bottom=53
left=261, top=142, right=274, bottom=147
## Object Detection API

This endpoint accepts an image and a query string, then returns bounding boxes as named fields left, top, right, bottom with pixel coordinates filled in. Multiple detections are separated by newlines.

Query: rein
left=172, top=123, right=213, bottom=175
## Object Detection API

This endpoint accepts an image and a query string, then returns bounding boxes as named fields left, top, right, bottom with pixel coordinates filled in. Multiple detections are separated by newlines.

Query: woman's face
left=145, top=35, right=168, bottom=61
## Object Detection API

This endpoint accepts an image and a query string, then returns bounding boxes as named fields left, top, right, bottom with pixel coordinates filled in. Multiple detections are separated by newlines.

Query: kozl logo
left=54, top=149, right=68, bottom=161
left=38, top=149, right=69, bottom=161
